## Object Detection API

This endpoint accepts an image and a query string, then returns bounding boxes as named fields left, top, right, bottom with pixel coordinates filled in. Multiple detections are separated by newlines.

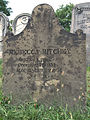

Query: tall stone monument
left=0, top=12, right=9, bottom=57
left=71, top=2, right=90, bottom=65
left=3, top=4, right=86, bottom=109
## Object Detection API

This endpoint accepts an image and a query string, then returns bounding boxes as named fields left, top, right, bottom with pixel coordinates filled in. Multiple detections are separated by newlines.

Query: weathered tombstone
left=71, top=2, right=90, bottom=65
left=0, top=12, right=9, bottom=58
left=12, top=13, right=31, bottom=35
left=3, top=4, right=86, bottom=109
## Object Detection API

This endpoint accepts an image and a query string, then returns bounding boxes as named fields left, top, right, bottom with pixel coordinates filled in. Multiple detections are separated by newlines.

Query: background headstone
left=12, top=13, right=31, bottom=35
left=3, top=4, right=86, bottom=109
left=71, top=2, right=90, bottom=65
left=0, top=12, right=9, bottom=58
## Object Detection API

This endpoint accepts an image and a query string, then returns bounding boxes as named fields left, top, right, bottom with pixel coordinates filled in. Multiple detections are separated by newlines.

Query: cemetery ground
left=0, top=59, right=89, bottom=120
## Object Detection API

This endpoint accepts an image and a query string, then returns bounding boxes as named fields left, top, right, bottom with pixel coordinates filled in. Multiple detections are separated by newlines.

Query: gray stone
left=71, top=2, right=90, bottom=65
left=3, top=4, right=86, bottom=109
left=0, top=12, right=9, bottom=41
left=12, top=13, right=31, bottom=35
left=0, top=12, right=9, bottom=57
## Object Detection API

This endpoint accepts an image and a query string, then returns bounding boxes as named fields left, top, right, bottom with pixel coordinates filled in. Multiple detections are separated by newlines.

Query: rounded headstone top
left=0, top=12, right=9, bottom=22
left=76, top=2, right=90, bottom=7
left=0, top=12, right=9, bottom=41
left=32, top=4, right=55, bottom=20
left=13, top=13, right=31, bottom=23
left=74, top=2, right=90, bottom=12
left=32, top=4, right=54, bottom=13
left=12, top=13, right=31, bottom=35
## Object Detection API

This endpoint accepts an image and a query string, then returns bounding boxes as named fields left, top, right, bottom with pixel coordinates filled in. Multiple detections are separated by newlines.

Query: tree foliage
left=0, top=0, right=12, bottom=16
left=56, top=3, right=74, bottom=32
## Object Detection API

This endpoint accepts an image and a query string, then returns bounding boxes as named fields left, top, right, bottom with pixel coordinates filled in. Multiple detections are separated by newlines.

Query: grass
left=0, top=59, right=89, bottom=120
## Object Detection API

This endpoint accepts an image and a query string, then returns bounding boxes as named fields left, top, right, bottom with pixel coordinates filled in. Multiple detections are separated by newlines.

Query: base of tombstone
left=3, top=82, right=86, bottom=110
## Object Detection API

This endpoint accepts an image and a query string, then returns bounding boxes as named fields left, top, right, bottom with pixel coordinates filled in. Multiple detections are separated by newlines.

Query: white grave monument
left=71, top=2, right=90, bottom=65
left=12, top=13, right=31, bottom=35
left=0, top=12, right=9, bottom=58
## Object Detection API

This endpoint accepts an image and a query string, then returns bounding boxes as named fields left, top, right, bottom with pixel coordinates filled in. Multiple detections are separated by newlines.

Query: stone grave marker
left=12, top=13, right=31, bottom=35
left=71, top=2, right=90, bottom=65
left=3, top=4, right=86, bottom=109
left=0, top=12, right=9, bottom=57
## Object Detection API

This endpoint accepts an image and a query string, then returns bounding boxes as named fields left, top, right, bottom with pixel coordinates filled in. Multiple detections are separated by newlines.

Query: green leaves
left=0, top=0, right=12, bottom=16
left=55, top=3, right=74, bottom=32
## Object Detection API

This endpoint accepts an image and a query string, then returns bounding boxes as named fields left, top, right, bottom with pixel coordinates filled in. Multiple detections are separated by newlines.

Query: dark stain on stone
left=6, top=57, right=16, bottom=72
left=6, top=31, right=14, bottom=38
left=67, top=70, right=74, bottom=75
left=6, top=34, right=19, bottom=42
left=40, top=40, right=43, bottom=43
left=48, top=22, right=53, bottom=30
left=32, top=11, right=35, bottom=15
left=36, top=12, right=41, bottom=18
left=55, top=33, right=70, bottom=47
left=68, top=60, right=73, bottom=68
left=38, top=7, right=43, bottom=11
left=57, top=82, right=61, bottom=89
left=31, top=91, right=34, bottom=95
left=75, top=66, right=81, bottom=73
left=43, top=10, right=47, bottom=18
left=39, top=85, right=43, bottom=93
left=15, top=81, right=17, bottom=83
left=75, top=30, right=86, bottom=41
left=20, top=86, right=25, bottom=90
left=64, top=83, right=72, bottom=95
left=49, top=86, right=55, bottom=93
left=28, top=81, right=37, bottom=91
left=19, top=77, right=23, bottom=81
